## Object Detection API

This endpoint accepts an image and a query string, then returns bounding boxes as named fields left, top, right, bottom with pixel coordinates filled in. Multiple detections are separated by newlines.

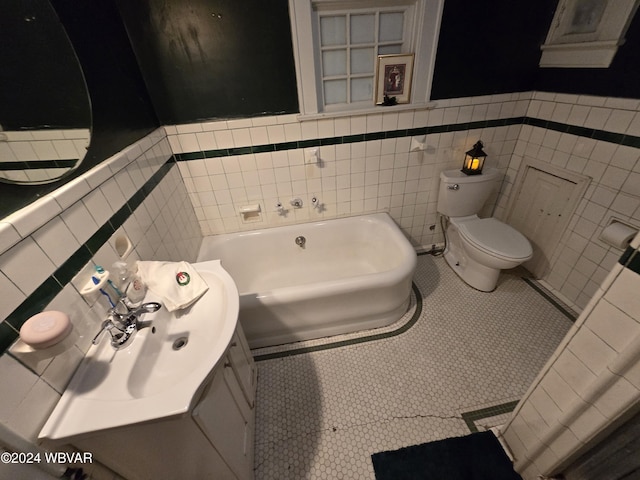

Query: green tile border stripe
left=253, top=280, right=422, bottom=362
left=618, top=245, right=636, bottom=266
left=626, top=251, right=640, bottom=275
left=0, top=159, right=78, bottom=171
left=522, top=277, right=578, bottom=322
left=619, top=245, right=640, bottom=275
left=0, top=157, right=177, bottom=355
left=462, top=400, right=520, bottom=433
left=175, top=115, right=640, bottom=163
left=0, top=320, right=19, bottom=354
left=175, top=117, right=525, bottom=162
left=524, top=117, right=640, bottom=148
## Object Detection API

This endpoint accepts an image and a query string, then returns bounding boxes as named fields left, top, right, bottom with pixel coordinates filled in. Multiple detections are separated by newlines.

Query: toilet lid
left=457, top=218, right=533, bottom=260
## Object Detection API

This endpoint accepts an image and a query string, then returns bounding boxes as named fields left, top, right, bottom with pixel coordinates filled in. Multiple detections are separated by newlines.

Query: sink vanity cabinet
left=72, top=324, right=257, bottom=480
left=39, top=260, right=258, bottom=480
left=194, top=325, right=257, bottom=480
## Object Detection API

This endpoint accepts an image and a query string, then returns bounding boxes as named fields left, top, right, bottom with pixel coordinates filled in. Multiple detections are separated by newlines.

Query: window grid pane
left=351, top=77, right=374, bottom=102
left=322, top=49, right=347, bottom=76
left=324, top=79, right=347, bottom=104
left=319, top=9, right=405, bottom=107
left=350, top=14, right=375, bottom=44
left=320, top=16, right=346, bottom=46
left=379, top=12, right=404, bottom=42
left=378, top=44, right=402, bottom=55
left=351, top=47, right=374, bottom=74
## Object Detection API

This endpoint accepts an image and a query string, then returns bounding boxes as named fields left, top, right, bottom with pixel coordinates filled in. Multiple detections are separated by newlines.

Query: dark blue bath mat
left=371, top=431, right=522, bottom=480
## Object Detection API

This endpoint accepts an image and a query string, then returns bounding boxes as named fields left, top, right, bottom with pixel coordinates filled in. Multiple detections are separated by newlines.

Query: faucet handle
left=92, top=319, right=115, bottom=345
left=132, top=302, right=162, bottom=317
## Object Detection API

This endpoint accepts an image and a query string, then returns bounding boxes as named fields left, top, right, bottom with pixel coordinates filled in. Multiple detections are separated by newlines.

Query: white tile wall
left=495, top=92, right=640, bottom=311
left=166, top=93, right=529, bottom=248
left=501, top=236, right=640, bottom=479
left=0, top=130, right=202, bottom=456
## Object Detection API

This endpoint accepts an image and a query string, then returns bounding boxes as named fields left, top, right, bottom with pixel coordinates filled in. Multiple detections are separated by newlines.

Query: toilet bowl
left=444, top=215, right=533, bottom=291
left=437, top=168, right=533, bottom=291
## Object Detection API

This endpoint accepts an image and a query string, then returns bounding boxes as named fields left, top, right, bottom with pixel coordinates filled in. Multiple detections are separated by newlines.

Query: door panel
left=507, top=164, right=587, bottom=278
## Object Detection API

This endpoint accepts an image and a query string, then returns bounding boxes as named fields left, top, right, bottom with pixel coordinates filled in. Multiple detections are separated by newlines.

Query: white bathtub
left=197, top=213, right=417, bottom=348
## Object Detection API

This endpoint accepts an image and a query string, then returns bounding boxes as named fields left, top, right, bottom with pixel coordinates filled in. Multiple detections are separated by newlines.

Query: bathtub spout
left=295, top=236, right=306, bottom=248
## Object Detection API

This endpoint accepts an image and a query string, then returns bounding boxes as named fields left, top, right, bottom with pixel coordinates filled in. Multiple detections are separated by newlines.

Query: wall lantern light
left=462, top=141, right=487, bottom=175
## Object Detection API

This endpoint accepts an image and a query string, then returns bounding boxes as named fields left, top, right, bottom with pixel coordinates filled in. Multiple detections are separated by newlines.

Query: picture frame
left=375, top=53, right=414, bottom=105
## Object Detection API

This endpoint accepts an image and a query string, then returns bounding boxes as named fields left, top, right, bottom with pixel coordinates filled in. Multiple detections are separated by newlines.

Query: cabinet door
left=193, top=367, right=252, bottom=480
left=227, top=325, right=257, bottom=407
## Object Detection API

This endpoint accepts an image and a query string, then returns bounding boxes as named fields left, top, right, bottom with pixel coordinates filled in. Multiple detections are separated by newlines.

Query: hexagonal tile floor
left=252, top=254, right=574, bottom=479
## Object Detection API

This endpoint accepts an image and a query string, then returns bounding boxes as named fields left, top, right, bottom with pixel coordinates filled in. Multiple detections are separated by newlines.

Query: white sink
left=40, top=259, right=239, bottom=441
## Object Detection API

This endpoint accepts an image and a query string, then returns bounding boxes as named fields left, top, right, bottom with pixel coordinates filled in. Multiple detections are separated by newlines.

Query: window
left=318, top=9, right=410, bottom=109
left=289, top=0, right=444, bottom=116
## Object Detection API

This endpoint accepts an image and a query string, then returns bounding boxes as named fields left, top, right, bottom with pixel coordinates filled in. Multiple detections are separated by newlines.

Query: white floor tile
left=253, top=255, right=574, bottom=479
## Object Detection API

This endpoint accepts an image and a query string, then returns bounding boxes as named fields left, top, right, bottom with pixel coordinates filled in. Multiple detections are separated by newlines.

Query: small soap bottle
left=113, top=262, right=131, bottom=297
left=126, top=268, right=147, bottom=305
left=113, top=261, right=146, bottom=305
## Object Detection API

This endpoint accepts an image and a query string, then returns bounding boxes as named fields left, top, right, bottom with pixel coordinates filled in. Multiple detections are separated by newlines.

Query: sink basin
left=40, top=259, right=239, bottom=441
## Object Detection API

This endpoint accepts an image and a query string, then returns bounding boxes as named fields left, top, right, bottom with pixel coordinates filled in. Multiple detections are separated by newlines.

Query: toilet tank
left=437, top=168, right=501, bottom=217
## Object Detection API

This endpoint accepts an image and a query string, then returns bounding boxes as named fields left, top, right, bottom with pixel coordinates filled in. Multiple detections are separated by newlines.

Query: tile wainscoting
left=0, top=129, right=201, bottom=478
left=502, top=236, right=640, bottom=479
left=168, top=92, right=640, bottom=311
left=496, top=93, right=640, bottom=311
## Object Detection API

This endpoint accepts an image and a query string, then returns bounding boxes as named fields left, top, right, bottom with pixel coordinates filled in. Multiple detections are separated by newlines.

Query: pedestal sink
left=39, top=259, right=240, bottom=441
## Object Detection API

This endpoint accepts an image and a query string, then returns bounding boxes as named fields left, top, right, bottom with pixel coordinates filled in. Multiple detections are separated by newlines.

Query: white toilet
left=437, top=168, right=533, bottom=292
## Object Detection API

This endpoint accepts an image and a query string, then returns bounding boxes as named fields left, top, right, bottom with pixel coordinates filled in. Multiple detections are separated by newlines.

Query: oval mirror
left=0, top=0, right=91, bottom=185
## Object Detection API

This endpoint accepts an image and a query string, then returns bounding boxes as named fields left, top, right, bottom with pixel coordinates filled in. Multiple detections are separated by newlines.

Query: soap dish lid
left=20, top=311, right=72, bottom=350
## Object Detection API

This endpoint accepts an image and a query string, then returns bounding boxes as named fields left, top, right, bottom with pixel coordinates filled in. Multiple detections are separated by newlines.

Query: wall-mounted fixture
left=599, top=219, right=638, bottom=249
left=410, top=135, right=426, bottom=152
left=306, top=148, right=319, bottom=165
left=311, top=195, right=323, bottom=211
left=239, top=204, right=262, bottom=223
left=115, top=234, right=133, bottom=259
left=275, top=201, right=287, bottom=216
left=461, top=141, right=487, bottom=175
left=290, top=197, right=303, bottom=208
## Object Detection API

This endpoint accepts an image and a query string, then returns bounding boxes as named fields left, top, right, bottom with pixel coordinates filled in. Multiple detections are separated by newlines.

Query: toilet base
left=444, top=248, right=500, bottom=292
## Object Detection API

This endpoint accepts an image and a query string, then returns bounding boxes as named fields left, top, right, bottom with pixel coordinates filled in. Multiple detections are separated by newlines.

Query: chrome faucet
left=92, top=298, right=161, bottom=350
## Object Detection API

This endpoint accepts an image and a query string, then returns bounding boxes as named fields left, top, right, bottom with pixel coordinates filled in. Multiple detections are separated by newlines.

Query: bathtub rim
left=198, top=212, right=412, bottom=251
left=197, top=212, right=418, bottom=301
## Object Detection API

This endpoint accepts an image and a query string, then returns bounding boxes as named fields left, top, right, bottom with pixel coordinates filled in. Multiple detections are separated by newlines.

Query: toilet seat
left=455, top=217, right=532, bottom=260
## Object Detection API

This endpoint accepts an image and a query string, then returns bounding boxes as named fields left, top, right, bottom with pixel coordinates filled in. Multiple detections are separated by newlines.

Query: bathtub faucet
left=290, top=197, right=303, bottom=208
left=295, top=236, right=306, bottom=248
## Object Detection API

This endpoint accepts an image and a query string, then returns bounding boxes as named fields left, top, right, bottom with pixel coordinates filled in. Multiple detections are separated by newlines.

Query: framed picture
left=375, top=54, right=414, bottom=105
left=540, top=0, right=640, bottom=68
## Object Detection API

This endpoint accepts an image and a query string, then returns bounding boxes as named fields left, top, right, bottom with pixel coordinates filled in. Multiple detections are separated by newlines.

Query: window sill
left=297, top=101, right=438, bottom=121
left=539, top=40, right=621, bottom=68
